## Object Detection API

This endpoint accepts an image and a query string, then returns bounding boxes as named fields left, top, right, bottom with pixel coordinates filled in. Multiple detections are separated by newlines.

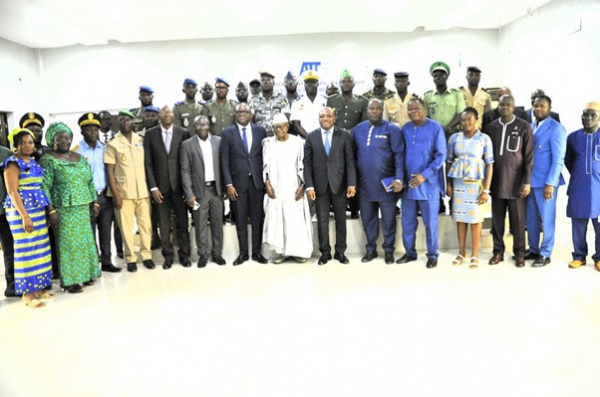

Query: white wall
left=499, top=0, right=600, bottom=131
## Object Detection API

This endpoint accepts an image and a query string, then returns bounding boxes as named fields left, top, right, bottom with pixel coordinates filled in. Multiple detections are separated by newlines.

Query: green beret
left=118, top=110, right=135, bottom=119
left=340, top=69, right=353, bottom=79
left=45, top=122, right=73, bottom=147
left=430, top=61, right=450, bottom=76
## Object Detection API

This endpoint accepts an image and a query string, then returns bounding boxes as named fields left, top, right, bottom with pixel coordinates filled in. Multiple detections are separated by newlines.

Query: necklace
left=60, top=152, right=71, bottom=159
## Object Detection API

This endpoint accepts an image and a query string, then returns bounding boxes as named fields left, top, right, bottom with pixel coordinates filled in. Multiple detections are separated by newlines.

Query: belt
left=204, top=181, right=215, bottom=187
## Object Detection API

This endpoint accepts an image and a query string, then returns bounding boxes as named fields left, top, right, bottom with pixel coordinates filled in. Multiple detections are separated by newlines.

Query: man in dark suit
left=304, top=107, right=356, bottom=265
left=180, top=115, right=226, bottom=268
left=481, top=87, right=529, bottom=132
left=220, top=103, right=268, bottom=265
left=144, top=105, right=191, bottom=269
left=525, top=88, right=560, bottom=124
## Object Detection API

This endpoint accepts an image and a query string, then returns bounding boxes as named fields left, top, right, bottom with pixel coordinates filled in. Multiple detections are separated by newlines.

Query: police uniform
left=249, top=93, right=289, bottom=134
left=327, top=94, right=368, bottom=131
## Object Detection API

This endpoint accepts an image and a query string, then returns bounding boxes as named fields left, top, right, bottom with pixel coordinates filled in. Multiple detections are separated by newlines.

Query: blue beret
left=144, top=106, right=160, bottom=113
left=394, top=71, right=409, bottom=78
left=215, top=77, right=230, bottom=87
left=139, top=86, right=154, bottom=94
left=183, top=78, right=197, bottom=86
left=373, top=68, right=387, bottom=76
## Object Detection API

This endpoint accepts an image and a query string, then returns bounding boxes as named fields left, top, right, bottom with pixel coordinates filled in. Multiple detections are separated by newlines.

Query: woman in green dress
left=40, top=122, right=101, bottom=293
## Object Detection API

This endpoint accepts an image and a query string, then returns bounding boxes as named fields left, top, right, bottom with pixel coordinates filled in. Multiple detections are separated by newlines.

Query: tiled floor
left=1, top=198, right=599, bottom=397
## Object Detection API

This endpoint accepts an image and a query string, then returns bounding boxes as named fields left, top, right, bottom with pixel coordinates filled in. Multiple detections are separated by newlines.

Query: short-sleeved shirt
left=383, top=92, right=415, bottom=129
left=447, top=132, right=494, bottom=181
left=423, top=88, right=466, bottom=130
left=290, top=95, right=327, bottom=134
left=173, top=100, right=204, bottom=136
left=326, top=94, right=368, bottom=131
left=104, top=132, right=149, bottom=200
left=201, top=99, right=238, bottom=136
left=73, top=139, right=106, bottom=192
left=249, top=93, right=289, bottom=133
left=460, top=87, right=492, bottom=130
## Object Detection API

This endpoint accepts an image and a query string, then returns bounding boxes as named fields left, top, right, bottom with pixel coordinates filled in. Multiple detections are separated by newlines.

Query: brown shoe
left=568, top=259, right=586, bottom=269
left=488, top=254, right=503, bottom=265
left=595, top=261, right=600, bottom=272
left=515, top=256, right=526, bottom=268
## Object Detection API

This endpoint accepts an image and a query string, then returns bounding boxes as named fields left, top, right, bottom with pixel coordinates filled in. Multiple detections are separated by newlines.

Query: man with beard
left=99, top=110, right=116, bottom=144
left=249, top=70, right=289, bottom=135
left=525, top=89, right=560, bottom=123
left=352, top=99, right=404, bottom=264
left=131, top=86, right=154, bottom=119
left=383, top=71, right=415, bottom=129
left=236, top=82, right=249, bottom=103
left=284, top=71, right=300, bottom=104
left=362, top=69, right=395, bottom=101
left=460, top=66, right=492, bottom=131
left=249, top=79, right=261, bottom=99
left=173, top=78, right=204, bottom=136
left=201, top=77, right=237, bottom=136
left=481, top=87, right=529, bottom=132
left=291, top=70, right=327, bottom=139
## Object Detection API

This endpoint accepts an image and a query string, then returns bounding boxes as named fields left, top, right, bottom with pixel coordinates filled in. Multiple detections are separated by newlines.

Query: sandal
left=22, top=293, right=45, bottom=308
left=469, top=257, right=479, bottom=269
left=34, top=290, right=55, bottom=300
left=452, top=255, right=464, bottom=266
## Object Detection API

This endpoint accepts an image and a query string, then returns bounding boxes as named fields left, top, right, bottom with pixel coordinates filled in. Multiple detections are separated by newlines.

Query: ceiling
left=0, top=0, right=553, bottom=49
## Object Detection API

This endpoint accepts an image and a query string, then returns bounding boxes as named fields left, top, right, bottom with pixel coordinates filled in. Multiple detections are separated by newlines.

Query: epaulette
left=423, top=90, right=434, bottom=95
left=71, top=145, right=80, bottom=152
left=459, top=86, right=465, bottom=90
left=481, top=87, right=489, bottom=93
left=175, top=101, right=184, bottom=106
left=327, top=93, right=340, bottom=99
left=355, top=94, right=368, bottom=101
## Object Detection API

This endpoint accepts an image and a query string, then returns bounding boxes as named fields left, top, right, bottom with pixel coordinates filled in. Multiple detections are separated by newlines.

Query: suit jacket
left=303, top=126, right=356, bottom=195
left=180, top=135, right=223, bottom=200
left=220, top=123, right=266, bottom=192
left=530, top=117, right=567, bottom=188
left=144, top=124, right=190, bottom=194
left=524, top=108, right=560, bottom=123
left=482, top=107, right=528, bottom=133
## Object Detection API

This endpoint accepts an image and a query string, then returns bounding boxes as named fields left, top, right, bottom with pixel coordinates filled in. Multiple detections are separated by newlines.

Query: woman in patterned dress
left=2, top=128, right=54, bottom=308
left=40, top=122, right=101, bottom=293
left=446, top=107, right=494, bottom=268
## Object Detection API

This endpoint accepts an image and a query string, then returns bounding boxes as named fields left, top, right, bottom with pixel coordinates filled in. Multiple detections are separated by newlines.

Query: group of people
left=2, top=61, right=600, bottom=308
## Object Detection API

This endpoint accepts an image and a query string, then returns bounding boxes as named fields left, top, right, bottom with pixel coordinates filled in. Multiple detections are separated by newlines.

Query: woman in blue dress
left=2, top=128, right=53, bottom=307
left=446, top=108, right=494, bottom=268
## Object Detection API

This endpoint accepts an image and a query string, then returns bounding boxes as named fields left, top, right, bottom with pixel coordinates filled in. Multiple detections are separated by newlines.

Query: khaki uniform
left=326, top=94, right=368, bottom=131
left=361, top=88, right=395, bottom=101
left=460, top=86, right=492, bottom=130
left=173, top=100, right=204, bottom=136
left=104, top=132, right=152, bottom=263
left=200, top=99, right=238, bottom=136
left=423, top=88, right=466, bottom=137
left=383, top=92, right=416, bottom=129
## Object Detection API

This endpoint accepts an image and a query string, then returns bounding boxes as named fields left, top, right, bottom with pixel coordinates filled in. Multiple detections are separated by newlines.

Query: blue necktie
left=242, top=127, right=249, bottom=153
left=324, top=130, right=331, bottom=156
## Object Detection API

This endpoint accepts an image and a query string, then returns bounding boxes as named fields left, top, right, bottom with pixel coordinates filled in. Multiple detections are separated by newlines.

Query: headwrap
left=7, top=128, right=35, bottom=149
left=45, top=122, right=73, bottom=147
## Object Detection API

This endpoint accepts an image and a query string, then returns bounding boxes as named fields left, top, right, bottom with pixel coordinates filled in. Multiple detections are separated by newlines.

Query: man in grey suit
left=0, top=145, right=16, bottom=296
left=304, top=107, right=357, bottom=265
left=181, top=116, right=226, bottom=268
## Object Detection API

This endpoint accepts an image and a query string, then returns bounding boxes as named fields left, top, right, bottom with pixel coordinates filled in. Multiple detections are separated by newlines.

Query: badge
left=120, top=154, right=126, bottom=161
left=212, top=116, right=216, bottom=124
left=184, top=118, right=189, bottom=127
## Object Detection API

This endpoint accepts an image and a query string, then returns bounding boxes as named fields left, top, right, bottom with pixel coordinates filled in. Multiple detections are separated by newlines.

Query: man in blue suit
left=525, top=95, right=567, bottom=267
left=220, top=103, right=268, bottom=265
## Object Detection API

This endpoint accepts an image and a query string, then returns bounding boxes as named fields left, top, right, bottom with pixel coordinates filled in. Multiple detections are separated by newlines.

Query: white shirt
left=160, top=125, right=173, bottom=151
left=290, top=95, right=327, bottom=135
left=197, top=135, right=215, bottom=182
left=237, top=123, right=252, bottom=152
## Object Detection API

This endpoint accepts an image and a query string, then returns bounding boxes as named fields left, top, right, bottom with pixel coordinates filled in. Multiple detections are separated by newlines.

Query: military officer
left=236, top=81, right=249, bottom=103
left=284, top=71, right=300, bottom=104
left=326, top=69, right=368, bottom=131
left=249, top=70, right=289, bottom=135
left=131, top=86, right=154, bottom=119
left=290, top=70, right=327, bottom=139
left=326, top=82, right=339, bottom=97
left=383, top=71, right=415, bottom=129
left=199, top=81, right=214, bottom=105
left=200, top=77, right=237, bottom=136
left=173, top=78, right=204, bottom=136
left=423, top=61, right=466, bottom=140
left=249, top=79, right=261, bottom=98
left=362, top=68, right=395, bottom=101
left=460, top=66, right=492, bottom=131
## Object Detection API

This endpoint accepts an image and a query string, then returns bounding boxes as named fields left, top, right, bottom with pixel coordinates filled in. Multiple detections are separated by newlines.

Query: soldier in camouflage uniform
left=361, top=69, right=395, bottom=101
left=201, top=77, right=238, bottom=136
left=249, top=70, right=289, bottom=135
left=173, top=78, right=204, bottom=136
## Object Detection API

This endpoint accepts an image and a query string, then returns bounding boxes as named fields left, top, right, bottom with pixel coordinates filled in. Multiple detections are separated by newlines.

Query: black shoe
left=334, top=253, right=349, bottom=264
left=127, top=262, right=137, bottom=272
left=116, top=252, right=124, bottom=259
left=532, top=256, right=551, bottom=267
left=350, top=212, right=359, bottom=219
left=385, top=252, right=395, bottom=264
left=197, top=257, right=208, bottom=268
left=180, top=258, right=192, bottom=268
left=426, top=258, right=438, bottom=269
left=252, top=253, right=268, bottom=264
left=143, top=260, right=156, bottom=269
left=524, top=252, right=540, bottom=261
left=318, top=253, right=332, bottom=265
left=396, top=254, right=417, bottom=264
left=162, top=259, right=173, bottom=270
left=212, top=256, right=226, bottom=265
left=65, top=285, right=83, bottom=293
left=361, top=251, right=378, bottom=262
left=4, top=288, right=19, bottom=298
left=233, top=254, right=249, bottom=266
left=101, top=263, right=122, bottom=273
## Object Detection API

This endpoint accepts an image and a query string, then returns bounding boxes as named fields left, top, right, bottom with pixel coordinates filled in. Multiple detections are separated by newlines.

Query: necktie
left=242, top=127, right=249, bottom=153
left=164, top=130, right=171, bottom=154
left=104, top=133, right=110, bottom=143
left=324, top=130, right=331, bottom=156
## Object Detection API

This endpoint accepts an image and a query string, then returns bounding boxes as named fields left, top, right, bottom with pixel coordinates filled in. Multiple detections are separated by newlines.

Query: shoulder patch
left=175, top=101, right=184, bottom=105
left=71, top=145, right=80, bottom=152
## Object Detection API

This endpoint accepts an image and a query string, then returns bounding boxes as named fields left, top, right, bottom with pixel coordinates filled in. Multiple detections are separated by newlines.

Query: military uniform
left=173, top=100, right=204, bottom=136
left=361, top=88, right=395, bottom=101
left=249, top=93, right=289, bottom=134
left=460, top=86, right=492, bottom=130
left=383, top=92, right=416, bottom=129
left=326, top=94, right=368, bottom=131
left=423, top=88, right=466, bottom=134
left=200, top=99, right=238, bottom=136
